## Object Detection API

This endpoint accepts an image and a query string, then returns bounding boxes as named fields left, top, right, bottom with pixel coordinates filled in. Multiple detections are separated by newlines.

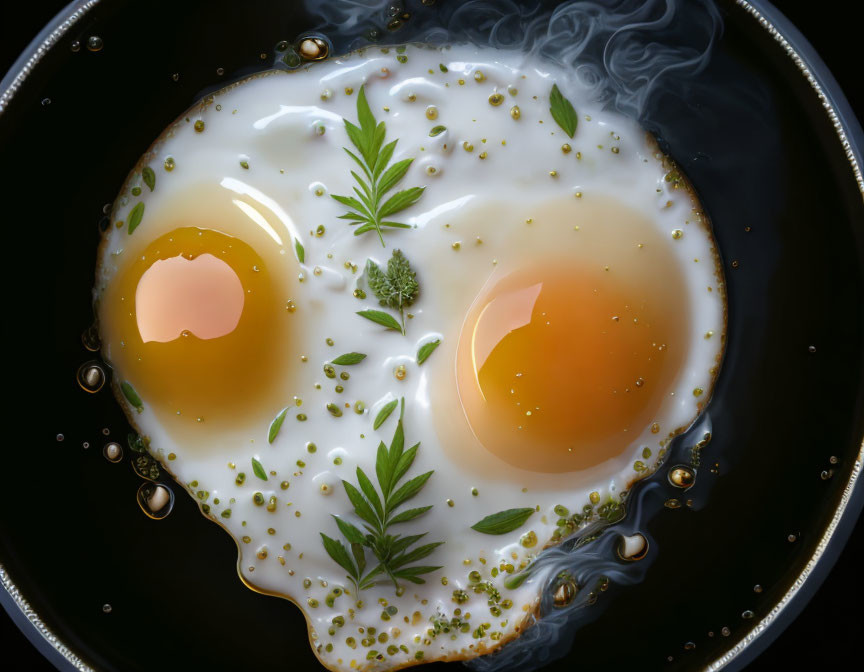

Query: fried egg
left=95, top=45, right=725, bottom=671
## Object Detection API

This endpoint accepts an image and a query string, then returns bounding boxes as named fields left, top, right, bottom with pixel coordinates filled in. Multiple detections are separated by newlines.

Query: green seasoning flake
left=120, top=381, right=143, bottom=410
left=549, top=84, right=578, bottom=138
left=268, top=407, right=288, bottom=443
left=429, top=125, right=447, bottom=137
left=373, top=399, right=398, bottom=430
left=331, top=352, right=367, bottom=366
left=439, top=63, right=448, bottom=73
left=142, top=166, right=156, bottom=192
left=127, top=202, right=145, bottom=235
left=327, top=403, right=344, bottom=417
left=363, top=249, right=419, bottom=335
left=252, top=458, right=268, bottom=481
left=294, top=238, right=305, bottom=263
left=356, top=309, right=402, bottom=333
left=471, top=507, right=535, bottom=535
left=416, top=339, right=440, bottom=365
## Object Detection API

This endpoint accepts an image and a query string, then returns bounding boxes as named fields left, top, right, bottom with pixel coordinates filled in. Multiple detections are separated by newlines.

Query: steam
left=303, top=0, right=722, bottom=119
left=299, top=1, right=723, bottom=669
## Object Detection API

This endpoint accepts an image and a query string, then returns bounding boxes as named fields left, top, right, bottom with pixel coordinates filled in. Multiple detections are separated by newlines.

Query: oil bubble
left=668, top=465, right=695, bottom=489
left=103, top=442, right=123, bottom=463
left=81, top=324, right=101, bottom=351
left=617, top=533, right=649, bottom=561
left=298, top=36, right=330, bottom=61
left=137, top=482, right=174, bottom=519
left=77, top=361, right=105, bottom=393
left=86, top=36, right=103, bottom=52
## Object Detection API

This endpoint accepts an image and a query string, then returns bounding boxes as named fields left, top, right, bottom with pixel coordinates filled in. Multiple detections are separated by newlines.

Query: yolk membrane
left=456, top=261, right=689, bottom=473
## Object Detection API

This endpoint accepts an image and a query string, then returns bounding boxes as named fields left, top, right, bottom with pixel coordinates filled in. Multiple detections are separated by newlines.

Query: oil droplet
left=70, top=41, right=81, bottom=52
left=617, top=533, right=648, bottom=561
left=668, top=466, right=695, bottom=489
left=137, top=482, right=174, bottom=519
left=742, top=610, right=754, bottom=620
left=77, top=361, right=105, bottom=393
left=82, top=324, right=101, bottom=351
left=552, top=576, right=578, bottom=608
left=102, top=603, right=112, bottom=613
left=103, top=442, right=123, bottom=463
left=298, top=37, right=330, bottom=61
left=753, top=584, right=763, bottom=593
left=56, top=434, right=64, bottom=442
left=86, top=36, right=103, bottom=52
left=41, top=98, right=51, bottom=107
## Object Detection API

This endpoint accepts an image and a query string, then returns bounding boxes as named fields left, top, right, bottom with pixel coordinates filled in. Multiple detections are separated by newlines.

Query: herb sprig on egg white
left=331, top=85, right=425, bottom=246
left=320, top=399, right=442, bottom=593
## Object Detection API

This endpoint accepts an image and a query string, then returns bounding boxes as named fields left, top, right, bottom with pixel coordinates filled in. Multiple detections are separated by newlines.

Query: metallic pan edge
left=0, top=1, right=862, bottom=671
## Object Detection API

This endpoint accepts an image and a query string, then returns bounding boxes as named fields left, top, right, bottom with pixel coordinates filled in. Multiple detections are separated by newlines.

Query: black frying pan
left=1, top=1, right=862, bottom=671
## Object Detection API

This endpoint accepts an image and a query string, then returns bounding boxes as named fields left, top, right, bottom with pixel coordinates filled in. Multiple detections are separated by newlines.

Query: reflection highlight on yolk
left=102, top=226, right=291, bottom=432
left=135, top=253, right=245, bottom=343
left=456, top=261, right=689, bottom=473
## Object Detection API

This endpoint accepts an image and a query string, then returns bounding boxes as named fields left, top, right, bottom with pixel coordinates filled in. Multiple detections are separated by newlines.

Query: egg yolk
left=456, top=260, right=689, bottom=473
left=101, top=226, right=291, bottom=432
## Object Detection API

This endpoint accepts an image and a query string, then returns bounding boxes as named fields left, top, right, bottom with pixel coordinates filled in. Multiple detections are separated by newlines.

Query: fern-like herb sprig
left=320, top=399, right=442, bottom=593
left=331, top=85, right=424, bottom=247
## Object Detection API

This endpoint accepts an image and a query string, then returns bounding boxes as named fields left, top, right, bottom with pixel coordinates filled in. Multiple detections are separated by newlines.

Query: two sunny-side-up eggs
left=94, top=44, right=725, bottom=671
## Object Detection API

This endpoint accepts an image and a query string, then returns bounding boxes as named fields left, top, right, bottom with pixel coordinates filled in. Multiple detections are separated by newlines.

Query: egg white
left=96, top=45, right=725, bottom=671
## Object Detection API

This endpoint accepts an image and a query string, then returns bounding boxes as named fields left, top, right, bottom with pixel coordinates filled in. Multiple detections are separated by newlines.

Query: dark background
left=0, top=1, right=861, bottom=670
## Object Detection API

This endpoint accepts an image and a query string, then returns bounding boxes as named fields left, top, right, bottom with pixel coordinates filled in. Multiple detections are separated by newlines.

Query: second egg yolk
left=456, top=260, right=689, bottom=473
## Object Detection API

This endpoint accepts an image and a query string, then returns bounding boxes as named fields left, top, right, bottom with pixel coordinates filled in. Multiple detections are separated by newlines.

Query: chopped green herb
left=142, top=166, right=156, bottom=192
left=121, top=381, right=143, bottom=410
left=429, top=125, right=447, bottom=137
left=416, top=339, right=440, bottom=365
left=363, top=249, right=419, bottom=334
left=471, top=508, right=535, bottom=535
left=294, top=238, right=305, bottom=263
left=374, top=399, right=399, bottom=430
left=320, top=398, right=442, bottom=592
left=549, top=84, right=578, bottom=138
left=251, top=458, right=268, bottom=481
left=331, top=352, right=367, bottom=366
left=127, top=202, right=145, bottom=235
left=331, top=85, right=425, bottom=246
left=268, top=407, right=288, bottom=444
left=356, top=309, right=403, bottom=333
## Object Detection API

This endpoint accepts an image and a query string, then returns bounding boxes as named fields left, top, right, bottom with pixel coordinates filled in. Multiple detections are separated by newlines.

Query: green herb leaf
left=127, top=202, right=145, bottom=235
left=471, top=507, right=535, bottom=535
left=357, top=309, right=402, bottom=332
left=429, top=125, right=447, bottom=137
left=332, top=85, right=424, bottom=246
left=294, top=238, right=305, bottom=263
left=333, top=515, right=367, bottom=545
left=268, top=407, right=288, bottom=443
left=251, top=458, right=268, bottom=481
left=322, top=399, right=441, bottom=591
left=331, top=352, right=367, bottom=366
left=387, top=505, right=432, bottom=525
left=374, top=399, right=399, bottom=429
left=387, top=470, right=433, bottom=510
left=416, top=339, right=440, bottom=365
left=142, top=166, right=156, bottom=192
left=549, top=84, right=579, bottom=138
left=320, top=533, right=358, bottom=578
left=120, top=381, right=143, bottom=410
